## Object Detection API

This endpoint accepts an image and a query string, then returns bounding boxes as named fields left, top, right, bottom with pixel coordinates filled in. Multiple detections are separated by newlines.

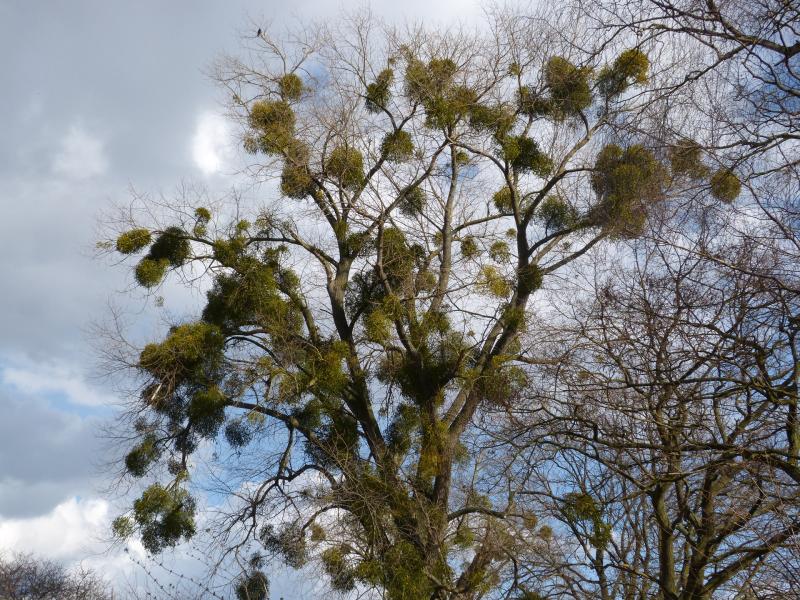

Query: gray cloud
left=0, top=389, right=102, bottom=517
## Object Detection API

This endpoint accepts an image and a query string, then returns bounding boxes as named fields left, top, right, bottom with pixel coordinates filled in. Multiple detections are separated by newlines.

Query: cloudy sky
left=0, top=0, right=482, bottom=595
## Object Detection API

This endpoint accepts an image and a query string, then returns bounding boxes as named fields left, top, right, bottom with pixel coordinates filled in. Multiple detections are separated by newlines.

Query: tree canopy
left=102, top=3, right=799, bottom=599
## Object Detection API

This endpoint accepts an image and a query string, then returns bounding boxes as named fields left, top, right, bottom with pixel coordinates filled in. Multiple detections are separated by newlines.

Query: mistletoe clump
left=186, top=385, right=227, bottom=437
left=518, top=262, right=544, bottom=295
left=278, top=73, right=303, bottom=101
left=386, top=402, right=420, bottom=457
left=149, top=227, right=191, bottom=265
left=493, top=187, right=514, bottom=212
left=590, top=143, right=667, bottom=237
left=321, top=546, right=357, bottom=592
left=366, top=68, right=394, bottom=112
left=518, top=85, right=554, bottom=118
left=542, top=56, right=592, bottom=118
left=132, top=483, right=197, bottom=553
left=669, top=139, right=710, bottom=179
left=405, top=57, right=458, bottom=102
left=134, top=257, right=169, bottom=288
left=561, top=492, right=612, bottom=549
left=116, top=228, right=151, bottom=254
left=325, top=541, right=442, bottom=600
left=281, top=162, right=315, bottom=198
left=536, top=194, right=577, bottom=230
left=364, top=307, right=392, bottom=344
left=501, top=135, right=553, bottom=176
left=132, top=227, right=190, bottom=288
left=489, top=241, right=511, bottom=262
left=202, top=261, right=302, bottom=335
left=479, top=265, right=511, bottom=298
left=598, top=48, right=649, bottom=98
left=469, top=103, right=515, bottom=137
left=124, top=434, right=159, bottom=477
left=381, top=130, right=415, bottom=162
left=460, top=235, right=479, bottom=259
left=380, top=227, right=418, bottom=287
left=279, top=139, right=315, bottom=199
left=475, top=357, right=528, bottom=405
left=138, top=321, right=226, bottom=402
left=248, top=100, right=296, bottom=154
left=235, top=570, right=270, bottom=600
left=398, top=186, right=426, bottom=216
left=405, top=57, right=478, bottom=129
left=224, top=419, right=253, bottom=448
left=424, top=85, right=478, bottom=130
left=325, top=146, right=365, bottom=189
left=710, top=168, right=741, bottom=202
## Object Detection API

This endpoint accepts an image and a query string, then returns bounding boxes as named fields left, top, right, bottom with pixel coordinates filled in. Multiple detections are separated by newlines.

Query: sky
left=0, top=0, right=484, bottom=596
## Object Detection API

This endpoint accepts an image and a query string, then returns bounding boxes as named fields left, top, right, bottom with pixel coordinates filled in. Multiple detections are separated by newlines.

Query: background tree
left=492, top=3, right=800, bottom=595
left=584, top=0, right=799, bottom=171
left=0, top=553, right=112, bottom=600
left=100, top=6, right=736, bottom=598
left=497, top=231, right=800, bottom=599
left=581, top=0, right=800, bottom=298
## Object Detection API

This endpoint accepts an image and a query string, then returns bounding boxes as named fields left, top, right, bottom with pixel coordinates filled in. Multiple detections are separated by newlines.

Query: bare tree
left=580, top=0, right=799, bottom=172
left=579, top=0, right=800, bottom=299
left=0, top=553, right=112, bottom=600
left=498, top=232, right=800, bottom=599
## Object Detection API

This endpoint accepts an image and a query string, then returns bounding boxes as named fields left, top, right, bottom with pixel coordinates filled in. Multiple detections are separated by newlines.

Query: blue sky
left=0, top=0, right=483, bottom=595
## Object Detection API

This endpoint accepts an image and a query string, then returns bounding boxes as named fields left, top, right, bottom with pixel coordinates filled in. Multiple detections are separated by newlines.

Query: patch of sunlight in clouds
left=52, top=124, right=108, bottom=180
left=191, top=110, right=232, bottom=176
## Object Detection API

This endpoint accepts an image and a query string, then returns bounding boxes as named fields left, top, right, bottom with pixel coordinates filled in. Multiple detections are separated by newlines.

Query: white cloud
left=191, top=110, right=231, bottom=176
left=0, top=492, right=246, bottom=597
left=0, top=497, right=111, bottom=561
left=0, top=495, right=153, bottom=592
left=374, top=0, right=483, bottom=23
left=52, top=125, right=108, bottom=179
left=1, top=360, right=117, bottom=407
left=0, top=481, right=331, bottom=597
